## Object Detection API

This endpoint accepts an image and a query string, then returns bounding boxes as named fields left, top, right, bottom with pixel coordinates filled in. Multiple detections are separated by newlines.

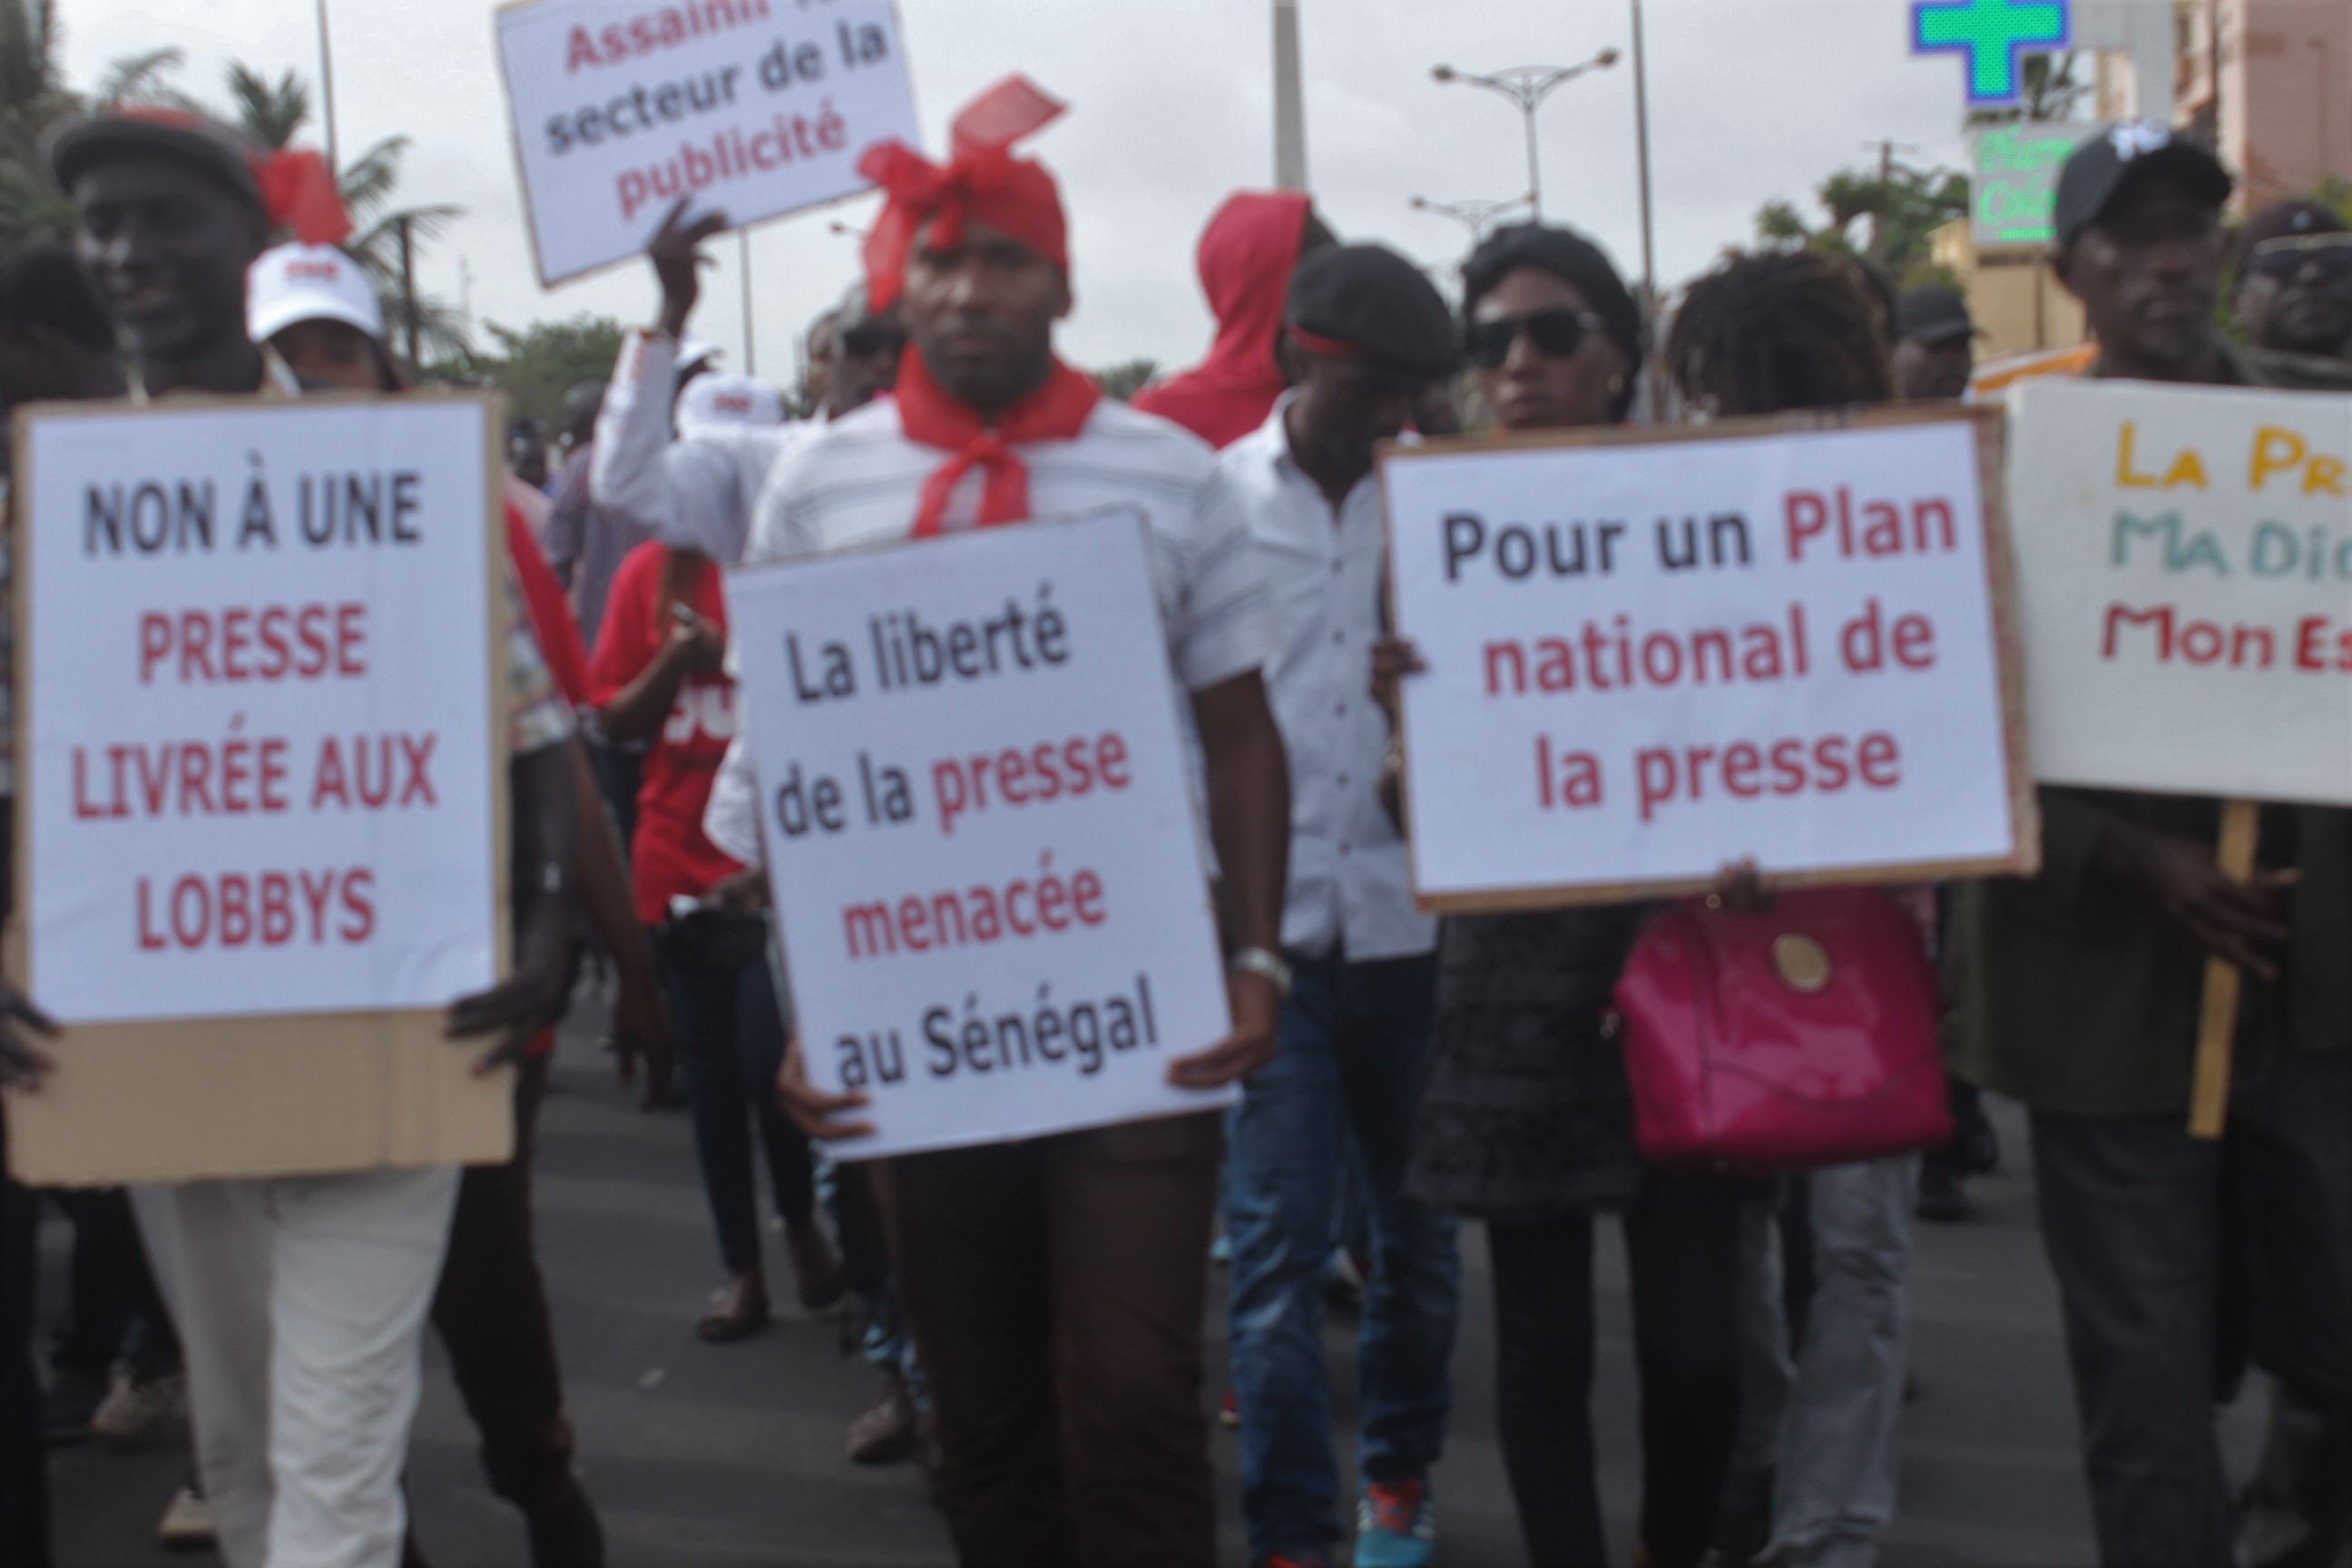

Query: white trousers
left=131, top=1167, right=460, bottom=1568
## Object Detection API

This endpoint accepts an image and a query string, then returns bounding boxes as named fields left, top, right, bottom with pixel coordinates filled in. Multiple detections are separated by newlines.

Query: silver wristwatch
left=1229, top=946, right=1295, bottom=1001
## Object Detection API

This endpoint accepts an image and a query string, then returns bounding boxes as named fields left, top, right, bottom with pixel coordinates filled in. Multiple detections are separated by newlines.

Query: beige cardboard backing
left=3, top=391, right=515, bottom=1186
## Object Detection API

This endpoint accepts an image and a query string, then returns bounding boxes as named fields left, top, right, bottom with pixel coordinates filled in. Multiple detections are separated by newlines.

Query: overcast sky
left=56, top=0, right=1987, bottom=382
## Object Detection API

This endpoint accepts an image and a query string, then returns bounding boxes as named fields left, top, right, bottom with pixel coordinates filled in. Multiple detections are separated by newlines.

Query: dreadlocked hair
left=1666, top=250, right=1892, bottom=417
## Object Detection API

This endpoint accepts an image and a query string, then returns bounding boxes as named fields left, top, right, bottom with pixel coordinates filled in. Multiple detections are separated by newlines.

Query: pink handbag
left=1612, top=888, right=1952, bottom=1173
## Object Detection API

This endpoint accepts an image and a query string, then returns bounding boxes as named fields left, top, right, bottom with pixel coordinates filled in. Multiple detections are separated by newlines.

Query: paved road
left=40, top=993, right=2269, bottom=1567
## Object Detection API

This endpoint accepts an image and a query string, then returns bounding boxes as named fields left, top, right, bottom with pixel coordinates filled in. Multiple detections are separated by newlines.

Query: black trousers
left=429, top=1056, right=576, bottom=1515
left=1487, top=1174, right=1746, bottom=1568
left=2034, top=1041, right=2352, bottom=1568
left=44, top=1186, right=176, bottom=1381
left=889, top=1114, right=1224, bottom=1568
left=1, top=1121, right=47, bottom=1568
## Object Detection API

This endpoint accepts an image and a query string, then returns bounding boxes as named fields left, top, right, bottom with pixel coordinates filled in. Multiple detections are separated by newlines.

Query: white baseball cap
left=676, top=372, right=783, bottom=438
left=248, top=242, right=383, bottom=347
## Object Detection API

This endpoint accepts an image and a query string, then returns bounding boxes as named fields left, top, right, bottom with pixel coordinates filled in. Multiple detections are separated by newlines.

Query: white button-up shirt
left=1222, top=397, right=1436, bottom=963
left=701, top=387, right=1279, bottom=864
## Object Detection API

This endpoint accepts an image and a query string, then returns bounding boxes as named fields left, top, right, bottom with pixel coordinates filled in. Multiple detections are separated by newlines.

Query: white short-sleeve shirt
left=703, top=391, right=1278, bottom=862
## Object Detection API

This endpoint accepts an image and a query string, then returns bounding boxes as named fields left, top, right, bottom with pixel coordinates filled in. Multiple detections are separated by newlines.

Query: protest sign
left=5, top=396, right=513, bottom=1184
left=729, top=509, right=1233, bottom=1161
left=1382, top=408, right=2034, bottom=911
left=495, top=0, right=920, bottom=285
left=2007, top=377, right=2352, bottom=803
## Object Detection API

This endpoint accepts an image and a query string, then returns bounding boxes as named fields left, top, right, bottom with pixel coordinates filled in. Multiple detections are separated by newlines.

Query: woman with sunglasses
left=1379, top=224, right=1748, bottom=1568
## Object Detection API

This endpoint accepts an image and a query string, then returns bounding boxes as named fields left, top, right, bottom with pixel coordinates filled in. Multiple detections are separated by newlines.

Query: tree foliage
left=426, top=316, right=627, bottom=436
left=1092, top=358, right=1159, bottom=403
left=1965, top=52, right=2089, bottom=127
left=1752, top=159, right=1970, bottom=289
left=0, top=34, right=473, bottom=360
left=0, top=0, right=78, bottom=250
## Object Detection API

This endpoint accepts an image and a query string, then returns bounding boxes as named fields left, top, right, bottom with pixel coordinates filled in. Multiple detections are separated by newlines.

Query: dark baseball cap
left=1893, top=284, right=1978, bottom=347
left=1286, top=244, right=1458, bottom=382
left=2053, top=121, right=2232, bottom=249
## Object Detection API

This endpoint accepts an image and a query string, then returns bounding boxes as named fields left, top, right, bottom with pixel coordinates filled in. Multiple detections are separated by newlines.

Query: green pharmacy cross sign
left=1912, top=0, right=2071, bottom=106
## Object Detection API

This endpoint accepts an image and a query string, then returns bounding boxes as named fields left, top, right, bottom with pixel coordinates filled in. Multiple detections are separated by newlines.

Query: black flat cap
left=2242, top=198, right=2348, bottom=252
left=44, top=108, right=264, bottom=211
left=1894, top=284, right=1979, bottom=346
left=2053, top=121, right=2231, bottom=249
left=1286, top=243, right=1457, bottom=381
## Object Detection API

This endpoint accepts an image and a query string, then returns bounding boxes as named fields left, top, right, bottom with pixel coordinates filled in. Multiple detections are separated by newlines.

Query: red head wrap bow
left=253, top=148, right=353, bottom=248
left=857, top=75, right=1069, bottom=310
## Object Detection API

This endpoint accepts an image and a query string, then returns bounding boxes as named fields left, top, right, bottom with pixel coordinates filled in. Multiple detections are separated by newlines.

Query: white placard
left=17, top=397, right=505, bottom=1025
left=495, top=0, right=920, bottom=286
left=729, top=511, right=1235, bottom=1160
left=2010, top=377, right=2352, bottom=803
left=1383, top=414, right=2034, bottom=909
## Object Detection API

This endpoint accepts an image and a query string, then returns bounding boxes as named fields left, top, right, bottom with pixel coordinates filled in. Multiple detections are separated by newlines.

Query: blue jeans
left=1225, top=952, right=1459, bottom=1561
left=663, top=940, right=816, bottom=1275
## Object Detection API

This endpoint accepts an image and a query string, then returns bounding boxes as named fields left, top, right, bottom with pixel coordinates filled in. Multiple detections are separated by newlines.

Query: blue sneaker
left=1355, top=1476, right=1436, bottom=1568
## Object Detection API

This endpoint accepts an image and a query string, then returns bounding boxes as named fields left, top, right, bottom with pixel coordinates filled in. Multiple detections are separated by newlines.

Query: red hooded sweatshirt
left=1132, top=191, right=1313, bottom=448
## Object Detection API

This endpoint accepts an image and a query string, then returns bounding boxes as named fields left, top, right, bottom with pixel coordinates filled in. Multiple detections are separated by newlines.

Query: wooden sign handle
left=2188, top=798, right=2260, bottom=1140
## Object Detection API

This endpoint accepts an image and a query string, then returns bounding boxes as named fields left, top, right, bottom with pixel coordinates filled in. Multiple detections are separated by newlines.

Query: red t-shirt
left=589, top=541, right=743, bottom=924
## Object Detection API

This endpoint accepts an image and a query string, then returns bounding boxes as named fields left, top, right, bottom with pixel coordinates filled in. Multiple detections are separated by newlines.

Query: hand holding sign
left=649, top=196, right=729, bottom=339
left=0, top=985, right=59, bottom=1092
left=776, top=1032, right=873, bottom=1142
left=1167, top=964, right=1280, bottom=1092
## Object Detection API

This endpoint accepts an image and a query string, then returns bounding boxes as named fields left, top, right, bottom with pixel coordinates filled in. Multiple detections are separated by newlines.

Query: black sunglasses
left=2249, top=233, right=2352, bottom=282
left=1464, top=309, right=1605, bottom=369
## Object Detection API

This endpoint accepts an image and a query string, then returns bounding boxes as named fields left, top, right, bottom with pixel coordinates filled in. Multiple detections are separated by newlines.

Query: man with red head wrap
left=735, top=75, right=1294, bottom=1568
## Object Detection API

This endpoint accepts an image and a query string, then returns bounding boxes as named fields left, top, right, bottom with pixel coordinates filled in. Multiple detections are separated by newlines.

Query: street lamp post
left=1430, top=47, right=1620, bottom=219
left=1409, top=193, right=1535, bottom=244
left=1629, top=0, right=1660, bottom=419
left=316, top=0, right=339, bottom=171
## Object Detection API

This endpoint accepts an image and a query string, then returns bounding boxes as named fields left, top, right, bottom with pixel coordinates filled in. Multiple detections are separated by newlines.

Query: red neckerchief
left=895, top=348, right=1102, bottom=537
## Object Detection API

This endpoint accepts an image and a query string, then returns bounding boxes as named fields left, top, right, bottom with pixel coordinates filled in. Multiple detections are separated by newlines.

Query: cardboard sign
left=2009, top=377, right=2352, bottom=802
left=5, top=396, right=514, bottom=1185
left=1382, top=409, right=2036, bottom=911
left=495, top=0, right=920, bottom=285
left=729, top=511, right=1233, bottom=1160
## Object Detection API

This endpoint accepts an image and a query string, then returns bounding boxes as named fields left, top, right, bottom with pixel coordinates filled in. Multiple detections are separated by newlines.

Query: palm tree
left=210, top=59, right=469, bottom=359
left=90, top=46, right=200, bottom=113
left=0, top=0, right=79, bottom=250
left=223, top=63, right=309, bottom=152
left=218, top=61, right=467, bottom=360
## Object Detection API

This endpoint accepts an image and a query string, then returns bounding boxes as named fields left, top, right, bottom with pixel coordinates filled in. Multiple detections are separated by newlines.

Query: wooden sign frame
left=1378, top=403, right=2040, bottom=915
left=3, top=391, right=515, bottom=1186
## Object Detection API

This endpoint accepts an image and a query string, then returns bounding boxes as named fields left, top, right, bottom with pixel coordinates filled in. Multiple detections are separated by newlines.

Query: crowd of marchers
left=1, top=67, right=2350, bottom=1568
